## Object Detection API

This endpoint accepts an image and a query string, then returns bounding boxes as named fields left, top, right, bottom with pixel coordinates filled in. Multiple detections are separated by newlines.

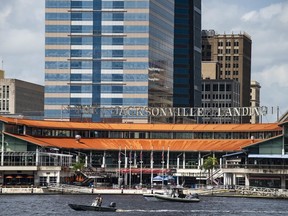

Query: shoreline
left=1, top=187, right=288, bottom=200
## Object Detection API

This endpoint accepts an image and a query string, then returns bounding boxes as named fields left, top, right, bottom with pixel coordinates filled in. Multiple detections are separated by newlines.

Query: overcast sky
left=0, top=0, right=287, bottom=122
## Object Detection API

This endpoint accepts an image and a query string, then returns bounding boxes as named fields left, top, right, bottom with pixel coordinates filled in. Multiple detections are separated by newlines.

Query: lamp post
left=118, top=146, right=121, bottom=188
left=150, top=145, right=154, bottom=193
left=176, top=153, right=183, bottom=186
left=129, top=146, right=132, bottom=189
left=161, top=146, right=164, bottom=189
left=140, top=145, right=143, bottom=188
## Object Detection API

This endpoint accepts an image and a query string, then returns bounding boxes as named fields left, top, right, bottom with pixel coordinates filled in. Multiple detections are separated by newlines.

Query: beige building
left=250, top=80, right=261, bottom=123
left=0, top=78, right=44, bottom=117
left=202, top=30, right=252, bottom=123
left=201, top=61, right=220, bottom=79
left=0, top=70, right=4, bottom=79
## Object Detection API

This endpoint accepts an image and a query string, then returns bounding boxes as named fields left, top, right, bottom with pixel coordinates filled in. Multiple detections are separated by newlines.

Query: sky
left=0, top=0, right=287, bottom=122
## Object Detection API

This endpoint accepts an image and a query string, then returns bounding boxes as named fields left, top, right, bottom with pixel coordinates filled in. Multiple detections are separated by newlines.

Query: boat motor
left=109, top=202, right=116, bottom=208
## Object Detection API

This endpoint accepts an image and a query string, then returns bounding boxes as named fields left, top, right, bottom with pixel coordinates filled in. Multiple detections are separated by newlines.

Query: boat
left=153, top=187, right=200, bottom=203
left=68, top=202, right=117, bottom=212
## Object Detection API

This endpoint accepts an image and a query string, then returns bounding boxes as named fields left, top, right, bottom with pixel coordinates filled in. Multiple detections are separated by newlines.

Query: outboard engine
left=192, top=193, right=199, bottom=199
left=109, top=202, right=116, bottom=208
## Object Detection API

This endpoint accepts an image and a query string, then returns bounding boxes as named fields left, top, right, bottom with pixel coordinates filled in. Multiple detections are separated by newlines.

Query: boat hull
left=154, top=194, right=200, bottom=203
left=68, top=204, right=117, bottom=212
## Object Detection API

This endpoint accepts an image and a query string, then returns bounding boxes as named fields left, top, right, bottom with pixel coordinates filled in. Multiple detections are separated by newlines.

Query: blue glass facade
left=45, top=0, right=201, bottom=122
left=173, top=0, right=202, bottom=110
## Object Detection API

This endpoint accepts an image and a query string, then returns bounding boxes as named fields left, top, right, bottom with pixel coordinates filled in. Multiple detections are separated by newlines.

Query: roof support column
left=1, top=133, right=4, bottom=166
left=35, top=147, right=39, bottom=166
left=182, top=152, right=186, bottom=169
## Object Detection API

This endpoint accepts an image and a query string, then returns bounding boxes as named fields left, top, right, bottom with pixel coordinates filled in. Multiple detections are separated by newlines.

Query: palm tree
left=73, top=159, right=85, bottom=172
left=202, top=156, right=218, bottom=185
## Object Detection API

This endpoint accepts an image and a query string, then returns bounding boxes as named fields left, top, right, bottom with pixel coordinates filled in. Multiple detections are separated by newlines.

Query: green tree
left=202, top=156, right=218, bottom=185
left=73, top=159, right=85, bottom=171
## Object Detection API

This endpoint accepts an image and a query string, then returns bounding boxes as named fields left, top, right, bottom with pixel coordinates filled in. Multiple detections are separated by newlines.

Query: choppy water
left=1, top=194, right=288, bottom=216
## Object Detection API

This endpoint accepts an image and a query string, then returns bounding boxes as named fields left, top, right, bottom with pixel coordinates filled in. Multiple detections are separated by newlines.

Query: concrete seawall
left=2, top=186, right=288, bottom=199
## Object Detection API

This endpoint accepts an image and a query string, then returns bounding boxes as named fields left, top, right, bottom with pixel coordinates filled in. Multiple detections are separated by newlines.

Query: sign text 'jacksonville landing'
left=62, top=106, right=270, bottom=117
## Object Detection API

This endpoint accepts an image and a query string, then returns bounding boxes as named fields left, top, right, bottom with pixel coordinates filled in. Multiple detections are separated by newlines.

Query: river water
left=1, top=194, right=288, bottom=216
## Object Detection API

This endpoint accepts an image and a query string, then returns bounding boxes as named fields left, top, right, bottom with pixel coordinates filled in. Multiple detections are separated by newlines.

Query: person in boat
left=186, top=193, right=199, bottom=199
left=92, top=194, right=103, bottom=206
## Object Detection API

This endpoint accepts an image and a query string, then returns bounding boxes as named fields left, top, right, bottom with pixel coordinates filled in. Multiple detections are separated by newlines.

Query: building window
left=233, top=71, right=239, bottom=75
left=218, top=56, right=223, bottom=61
left=226, top=49, right=231, bottom=54
left=233, top=56, right=239, bottom=61
left=233, top=63, right=239, bottom=68
left=234, top=49, right=239, bottom=54
left=226, top=40, right=231, bottom=46
left=218, top=41, right=223, bottom=46
left=225, top=71, right=231, bottom=75
left=225, top=56, right=231, bottom=61
left=218, top=49, right=223, bottom=54
left=234, top=40, right=239, bottom=46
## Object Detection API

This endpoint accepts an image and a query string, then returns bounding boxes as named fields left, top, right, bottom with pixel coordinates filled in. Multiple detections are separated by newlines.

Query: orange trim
left=0, top=116, right=281, bottom=132
left=5, top=132, right=259, bottom=152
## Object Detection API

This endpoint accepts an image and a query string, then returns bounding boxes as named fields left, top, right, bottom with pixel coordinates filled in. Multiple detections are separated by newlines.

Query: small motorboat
left=153, top=187, right=200, bottom=203
left=68, top=202, right=117, bottom=212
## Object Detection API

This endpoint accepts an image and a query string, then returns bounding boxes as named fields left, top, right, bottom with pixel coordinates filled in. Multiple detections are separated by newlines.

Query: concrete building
left=201, top=61, right=240, bottom=123
left=250, top=81, right=261, bottom=123
left=202, top=79, right=240, bottom=124
left=202, top=30, right=252, bottom=123
left=0, top=70, right=4, bottom=79
left=45, top=0, right=202, bottom=123
left=0, top=79, right=44, bottom=117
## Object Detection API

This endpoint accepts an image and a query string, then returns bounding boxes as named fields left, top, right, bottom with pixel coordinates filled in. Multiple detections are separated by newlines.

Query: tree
left=202, top=156, right=218, bottom=185
left=73, top=159, right=85, bottom=172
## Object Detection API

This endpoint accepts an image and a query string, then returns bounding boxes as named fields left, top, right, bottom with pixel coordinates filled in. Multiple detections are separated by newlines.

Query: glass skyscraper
left=45, top=0, right=201, bottom=123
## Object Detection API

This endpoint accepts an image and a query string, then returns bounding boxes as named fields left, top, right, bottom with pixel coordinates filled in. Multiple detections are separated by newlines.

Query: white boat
left=153, top=187, right=200, bottom=203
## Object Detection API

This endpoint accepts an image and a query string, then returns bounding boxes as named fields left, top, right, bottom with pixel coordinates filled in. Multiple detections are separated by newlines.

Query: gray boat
left=68, top=202, right=117, bottom=212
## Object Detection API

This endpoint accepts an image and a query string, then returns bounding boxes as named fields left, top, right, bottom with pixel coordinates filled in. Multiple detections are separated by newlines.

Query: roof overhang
left=248, top=154, right=288, bottom=159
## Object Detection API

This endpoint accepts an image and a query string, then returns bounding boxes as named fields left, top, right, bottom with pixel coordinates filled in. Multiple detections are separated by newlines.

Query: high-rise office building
left=45, top=0, right=202, bottom=123
left=173, top=0, right=202, bottom=109
left=202, top=30, right=252, bottom=123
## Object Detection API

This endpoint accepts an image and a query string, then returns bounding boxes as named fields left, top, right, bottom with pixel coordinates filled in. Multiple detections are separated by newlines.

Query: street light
left=140, top=145, right=143, bottom=188
left=176, top=153, right=183, bottom=186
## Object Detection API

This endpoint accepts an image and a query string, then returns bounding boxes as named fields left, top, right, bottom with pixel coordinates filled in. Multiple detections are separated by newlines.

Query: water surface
left=1, top=194, right=288, bottom=216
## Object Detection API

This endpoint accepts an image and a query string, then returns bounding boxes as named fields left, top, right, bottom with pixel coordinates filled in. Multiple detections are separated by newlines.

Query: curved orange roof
left=5, top=132, right=259, bottom=152
left=0, top=116, right=282, bottom=132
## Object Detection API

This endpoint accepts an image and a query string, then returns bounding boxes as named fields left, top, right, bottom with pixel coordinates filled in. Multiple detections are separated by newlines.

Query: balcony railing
left=222, top=164, right=288, bottom=170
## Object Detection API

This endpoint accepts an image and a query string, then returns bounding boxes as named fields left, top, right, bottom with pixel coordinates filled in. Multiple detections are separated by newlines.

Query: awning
left=223, top=151, right=245, bottom=157
left=248, top=154, right=288, bottom=159
left=153, top=176, right=163, bottom=181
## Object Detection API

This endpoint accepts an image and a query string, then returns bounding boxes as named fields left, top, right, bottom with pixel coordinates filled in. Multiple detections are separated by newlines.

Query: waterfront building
left=45, top=0, right=202, bottom=123
left=0, top=78, right=44, bottom=118
left=250, top=81, right=261, bottom=123
left=202, top=30, right=252, bottom=123
left=1, top=116, right=288, bottom=189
